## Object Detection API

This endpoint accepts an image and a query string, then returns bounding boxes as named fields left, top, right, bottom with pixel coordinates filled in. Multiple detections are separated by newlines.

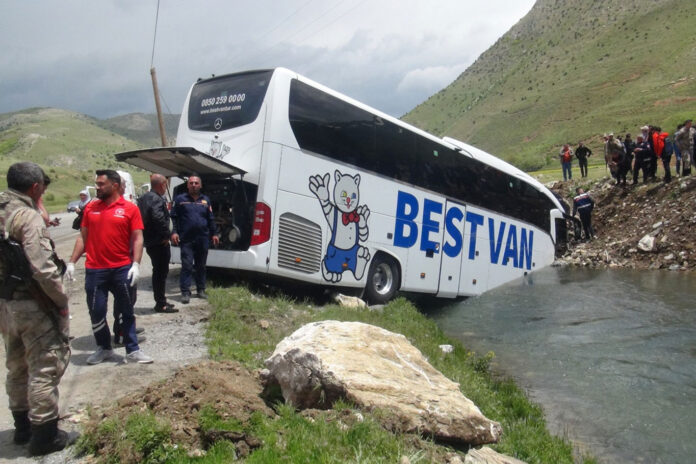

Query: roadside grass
left=77, top=283, right=597, bottom=463
left=204, top=285, right=596, bottom=463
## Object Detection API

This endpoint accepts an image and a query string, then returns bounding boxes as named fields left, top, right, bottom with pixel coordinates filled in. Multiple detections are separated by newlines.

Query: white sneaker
left=126, top=350, right=153, bottom=364
left=86, top=347, right=114, bottom=365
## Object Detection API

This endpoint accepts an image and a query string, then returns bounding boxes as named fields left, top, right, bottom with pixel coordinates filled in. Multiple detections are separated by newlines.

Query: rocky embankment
left=554, top=175, right=696, bottom=271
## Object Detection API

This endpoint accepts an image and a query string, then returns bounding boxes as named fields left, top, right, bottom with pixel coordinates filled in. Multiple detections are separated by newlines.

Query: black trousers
left=146, top=244, right=171, bottom=307
left=578, top=158, right=588, bottom=177
left=579, top=209, right=594, bottom=239
left=662, top=155, right=672, bottom=182
left=633, top=158, right=648, bottom=183
left=648, top=154, right=658, bottom=179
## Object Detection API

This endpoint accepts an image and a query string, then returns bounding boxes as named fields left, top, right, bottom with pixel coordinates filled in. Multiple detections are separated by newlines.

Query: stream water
left=427, top=266, right=696, bottom=464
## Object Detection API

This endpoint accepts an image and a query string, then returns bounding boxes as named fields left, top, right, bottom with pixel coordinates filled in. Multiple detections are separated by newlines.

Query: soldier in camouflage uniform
left=0, top=162, right=77, bottom=455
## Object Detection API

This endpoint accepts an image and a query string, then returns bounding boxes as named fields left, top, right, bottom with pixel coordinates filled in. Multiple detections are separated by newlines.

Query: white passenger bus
left=116, top=68, right=566, bottom=303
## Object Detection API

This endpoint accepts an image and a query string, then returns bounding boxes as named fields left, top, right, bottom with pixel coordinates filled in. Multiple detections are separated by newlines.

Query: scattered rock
left=553, top=177, right=696, bottom=272
left=637, top=235, right=655, bottom=252
left=464, top=446, right=527, bottom=464
left=263, top=321, right=502, bottom=446
left=333, top=293, right=367, bottom=308
left=440, top=344, right=455, bottom=354
left=258, top=319, right=270, bottom=330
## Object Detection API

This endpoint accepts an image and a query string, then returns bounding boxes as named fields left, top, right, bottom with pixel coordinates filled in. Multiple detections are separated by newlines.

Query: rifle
left=0, top=236, right=68, bottom=341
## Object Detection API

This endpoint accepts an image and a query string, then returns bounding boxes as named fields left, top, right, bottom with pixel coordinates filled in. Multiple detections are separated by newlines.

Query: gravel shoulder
left=0, top=213, right=210, bottom=462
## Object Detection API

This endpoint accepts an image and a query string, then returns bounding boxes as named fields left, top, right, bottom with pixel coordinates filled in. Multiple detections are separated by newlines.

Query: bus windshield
left=188, top=70, right=273, bottom=132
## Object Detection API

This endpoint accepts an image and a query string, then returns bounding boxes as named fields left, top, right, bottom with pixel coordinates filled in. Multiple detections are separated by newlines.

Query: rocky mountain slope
left=403, top=0, right=696, bottom=171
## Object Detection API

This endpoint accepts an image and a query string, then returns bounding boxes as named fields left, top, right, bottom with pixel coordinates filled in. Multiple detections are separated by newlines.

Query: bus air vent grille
left=278, top=213, right=323, bottom=274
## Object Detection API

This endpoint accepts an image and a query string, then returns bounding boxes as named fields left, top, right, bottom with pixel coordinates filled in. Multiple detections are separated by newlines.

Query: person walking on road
left=66, top=170, right=153, bottom=364
left=170, top=174, right=219, bottom=304
left=575, top=141, right=592, bottom=178
left=0, top=162, right=78, bottom=456
left=572, top=187, right=595, bottom=241
left=138, top=174, right=177, bottom=313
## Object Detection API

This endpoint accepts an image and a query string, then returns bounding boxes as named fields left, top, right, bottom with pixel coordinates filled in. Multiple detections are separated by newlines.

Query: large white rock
left=263, top=320, right=502, bottom=445
left=464, top=447, right=528, bottom=464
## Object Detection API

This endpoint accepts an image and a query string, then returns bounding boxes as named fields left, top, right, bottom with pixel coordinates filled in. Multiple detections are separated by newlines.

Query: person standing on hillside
left=170, top=174, right=219, bottom=304
left=675, top=119, right=694, bottom=176
left=138, top=174, right=177, bottom=313
left=0, top=162, right=77, bottom=456
left=623, top=133, right=636, bottom=177
left=66, top=170, right=153, bottom=364
left=647, top=126, right=660, bottom=181
left=632, top=134, right=653, bottom=184
left=605, top=133, right=625, bottom=184
left=656, top=128, right=673, bottom=183
left=572, top=187, right=595, bottom=241
left=575, top=141, right=592, bottom=178
left=559, top=144, right=573, bottom=181
left=674, top=124, right=684, bottom=176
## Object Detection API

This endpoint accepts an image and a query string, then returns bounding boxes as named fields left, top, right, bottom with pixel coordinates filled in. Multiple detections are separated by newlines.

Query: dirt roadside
left=0, top=213, right=211, bottom=462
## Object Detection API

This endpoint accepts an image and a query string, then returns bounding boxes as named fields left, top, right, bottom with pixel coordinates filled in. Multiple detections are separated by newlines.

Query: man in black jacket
left=574, top=141, right=592, bottom=178
left=632, top=135, right=653, bottom=184
left=138, top=174, right=177, bottom=313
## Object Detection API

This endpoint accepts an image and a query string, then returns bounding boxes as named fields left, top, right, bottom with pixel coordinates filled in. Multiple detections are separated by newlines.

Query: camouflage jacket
left=0, top=189, right=68, bottom=308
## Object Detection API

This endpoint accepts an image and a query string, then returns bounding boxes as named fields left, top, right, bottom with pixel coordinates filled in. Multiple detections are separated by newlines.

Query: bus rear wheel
left=364, top=255, right=400, bottom=305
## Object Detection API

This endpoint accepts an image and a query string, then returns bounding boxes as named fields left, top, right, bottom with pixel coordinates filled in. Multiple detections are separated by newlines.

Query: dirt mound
left=555, top=176, right=696, bottom=270
left=85, top=361, right=273, bottom=460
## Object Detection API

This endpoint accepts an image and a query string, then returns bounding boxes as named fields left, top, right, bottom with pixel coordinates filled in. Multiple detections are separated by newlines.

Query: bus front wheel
left=364, top=255, right=400, bottom=305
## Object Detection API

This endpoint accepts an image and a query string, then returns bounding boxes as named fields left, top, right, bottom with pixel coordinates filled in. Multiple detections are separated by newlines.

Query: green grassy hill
left=0, top=107, right=152, bottom=212
left=96, top=112, right=180, bottom=147
left=403, top=0, right=696, bottom=171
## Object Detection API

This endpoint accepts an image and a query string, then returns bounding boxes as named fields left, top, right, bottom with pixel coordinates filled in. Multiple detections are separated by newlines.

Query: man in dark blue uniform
left=572, top=187, right=595, bottom=241
left=170, top=175, right=219, bottom=304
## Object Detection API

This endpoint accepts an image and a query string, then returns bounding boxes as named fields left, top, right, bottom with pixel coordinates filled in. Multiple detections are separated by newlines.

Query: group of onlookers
left=558, top=119, right=696, bottom=185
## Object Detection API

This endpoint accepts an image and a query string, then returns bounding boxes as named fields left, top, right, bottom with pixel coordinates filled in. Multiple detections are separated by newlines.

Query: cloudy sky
left=0, top=0, right=535, bottom=119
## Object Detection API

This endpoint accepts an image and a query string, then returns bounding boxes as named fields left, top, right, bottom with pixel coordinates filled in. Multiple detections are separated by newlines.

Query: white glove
left=65, top=262, right=75, bottom=281
left=127, top=262, right=140, bottom=287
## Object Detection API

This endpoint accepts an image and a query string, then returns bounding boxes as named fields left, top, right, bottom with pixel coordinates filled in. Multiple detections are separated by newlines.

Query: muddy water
left=427, top=267, right=696, bottom=464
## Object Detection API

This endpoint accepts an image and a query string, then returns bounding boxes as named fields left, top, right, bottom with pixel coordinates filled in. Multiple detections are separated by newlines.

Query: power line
left=294, top=0, right=369, bottom=47
left=238, top=0, right=348, bottom=64
left=150, top=0, right=161, bottom=68
left=225, top=0, right=315, bottom=66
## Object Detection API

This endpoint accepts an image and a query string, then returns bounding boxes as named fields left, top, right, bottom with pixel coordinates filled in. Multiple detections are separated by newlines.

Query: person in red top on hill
left=66, top=170, right=153, bottom=365
left=653, top=127, right=672, bottom=183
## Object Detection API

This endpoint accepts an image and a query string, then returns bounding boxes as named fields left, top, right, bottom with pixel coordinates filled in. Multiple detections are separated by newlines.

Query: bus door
left=437, top=201, right=464, bottom=297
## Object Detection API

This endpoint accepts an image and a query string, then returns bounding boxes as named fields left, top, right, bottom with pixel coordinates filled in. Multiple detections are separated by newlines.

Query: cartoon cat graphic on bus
left=308, top=170, right=371, bottom=283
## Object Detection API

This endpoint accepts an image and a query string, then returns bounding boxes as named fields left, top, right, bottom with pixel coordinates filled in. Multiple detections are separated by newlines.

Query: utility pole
left=150, top=67, right=168, bottom=147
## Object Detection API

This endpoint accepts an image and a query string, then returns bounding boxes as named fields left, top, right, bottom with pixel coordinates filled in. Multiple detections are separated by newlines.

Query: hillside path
left=0, top=212, right=210, bottom=462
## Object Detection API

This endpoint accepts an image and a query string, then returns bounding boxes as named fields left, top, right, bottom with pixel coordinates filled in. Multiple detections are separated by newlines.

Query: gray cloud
left=1, top=0, right=534, bottom=119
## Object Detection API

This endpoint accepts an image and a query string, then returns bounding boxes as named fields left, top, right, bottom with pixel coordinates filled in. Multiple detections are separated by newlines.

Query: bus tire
left=364, top=254, right=400, bottom=305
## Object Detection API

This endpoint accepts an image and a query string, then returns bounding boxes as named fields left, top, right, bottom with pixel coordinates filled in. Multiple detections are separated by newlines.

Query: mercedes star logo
left=214, top=118, right=222, bottom=130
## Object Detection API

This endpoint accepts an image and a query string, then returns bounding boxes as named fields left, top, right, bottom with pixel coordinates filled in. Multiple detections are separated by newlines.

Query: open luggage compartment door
left=115, top=146, right=246, bottom=178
